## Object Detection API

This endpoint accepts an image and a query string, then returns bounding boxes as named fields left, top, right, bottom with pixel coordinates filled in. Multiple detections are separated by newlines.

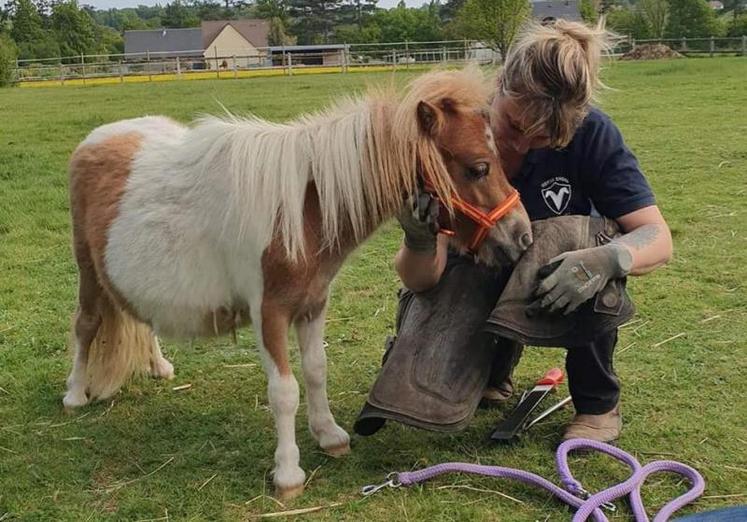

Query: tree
left=452, top=0, right=530, bottom=57
left=0, top=31, right=17, bottom=86
left=338, top=0, right=377, bottom=29
left=666, top=0, right=719, bottom=37
left=161, top=0, right=199, bottom=28
left=50, top=1, right=97, bottom=57
left=722, top=0, right=744, bottom=20
left=727, top=13, right=747, bottom=35
left=439, top=0, right=465, bottom=23
left=191, top=1, right=226, bottom=21
left=255, top=0, right=296, bottom=44
left=640, top=0, right=668, bottom=39
left=9, top=0, right=44, bottom=43
left=369, top=2, right=443, bottom=43
left=607, top=6, right=652, bottom=39
left=579, top=0, right=599, bottom=23
left=287, top=0, right=345, bottom=44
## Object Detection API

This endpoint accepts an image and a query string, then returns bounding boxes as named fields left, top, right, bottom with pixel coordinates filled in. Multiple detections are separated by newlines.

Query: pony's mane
left=189, top=66, right=491, bottom=259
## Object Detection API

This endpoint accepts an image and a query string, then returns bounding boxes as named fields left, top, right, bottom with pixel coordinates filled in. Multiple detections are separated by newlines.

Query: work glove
left=397, top=190, right=440, bottom=254
left=530, top=243, right=633, bottom=316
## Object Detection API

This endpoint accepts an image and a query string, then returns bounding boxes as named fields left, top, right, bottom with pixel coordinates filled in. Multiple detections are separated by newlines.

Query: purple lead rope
left=362, top=438, right=705, bottom=522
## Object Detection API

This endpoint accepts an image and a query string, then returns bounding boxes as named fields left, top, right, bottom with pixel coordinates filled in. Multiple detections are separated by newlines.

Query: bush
left=607, top=7, right=652, bottom=40
left=727, top=14, right=747, bottom=37
left=0, top=34, right=19, bottom=87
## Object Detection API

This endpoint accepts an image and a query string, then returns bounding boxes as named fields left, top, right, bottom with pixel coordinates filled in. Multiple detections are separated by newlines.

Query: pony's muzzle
left=484, top=207, right=533, bottom=266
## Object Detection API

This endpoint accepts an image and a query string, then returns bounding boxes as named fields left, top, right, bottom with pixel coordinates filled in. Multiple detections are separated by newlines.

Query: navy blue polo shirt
left=511, top=108, right=656, bottom=221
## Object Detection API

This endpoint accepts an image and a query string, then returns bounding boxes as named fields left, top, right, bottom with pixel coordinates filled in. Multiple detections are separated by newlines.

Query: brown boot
left=562, top=405, right=622, bottom=443
left=481, top=379, right=513, bottom=404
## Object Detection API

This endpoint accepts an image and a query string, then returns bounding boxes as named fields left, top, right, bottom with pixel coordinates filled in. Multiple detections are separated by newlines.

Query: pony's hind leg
left=63, top=262, right=102, bottom=410
left=254, top=304, right=305, bottom=499
left=149, top=337, right=174, bottom=380
left=295, top=309, right=350, bottom=457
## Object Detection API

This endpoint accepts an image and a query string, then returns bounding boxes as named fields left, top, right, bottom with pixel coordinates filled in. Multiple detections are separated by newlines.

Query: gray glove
left=396, top=190, right=440, bottom=253
left=531, top=242, right=633, bottom=315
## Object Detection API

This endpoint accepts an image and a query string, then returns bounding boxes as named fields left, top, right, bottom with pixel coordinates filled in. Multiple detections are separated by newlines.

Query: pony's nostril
left=519, top=233, right=533, bottom=250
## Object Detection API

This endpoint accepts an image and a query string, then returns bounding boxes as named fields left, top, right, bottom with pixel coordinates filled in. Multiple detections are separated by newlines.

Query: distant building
left=268, top=44, right=349, bottom=67
left=708, top=1, right=724, bottom=10
left=124, top=20, right=270, bottom=69
left=531, top=0, right=582, bottom=23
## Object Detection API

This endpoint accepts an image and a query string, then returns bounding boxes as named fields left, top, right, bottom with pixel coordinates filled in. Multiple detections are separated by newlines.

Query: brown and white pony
left=64, top=67, right=532, bottom=498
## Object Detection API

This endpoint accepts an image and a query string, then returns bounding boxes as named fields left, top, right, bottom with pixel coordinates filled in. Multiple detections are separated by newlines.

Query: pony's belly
left=146, top=303, right=252, bottom=339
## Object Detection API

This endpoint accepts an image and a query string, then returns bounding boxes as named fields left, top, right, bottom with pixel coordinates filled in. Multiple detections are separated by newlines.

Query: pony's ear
left=417, top=100, right=442, bottom=136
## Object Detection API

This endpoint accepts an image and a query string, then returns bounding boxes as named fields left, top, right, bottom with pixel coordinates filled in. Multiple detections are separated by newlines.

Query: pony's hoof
left=276, top=483, right=305, bottom=500
left=273, top=465, right=305, bottom=500
left=323, top=443, right=351, bottom=458
left=63, top=389, right=89, bottom=411
left=313, top=422, right=350, bottom=456
left=151, top=357, right=175, bottom=380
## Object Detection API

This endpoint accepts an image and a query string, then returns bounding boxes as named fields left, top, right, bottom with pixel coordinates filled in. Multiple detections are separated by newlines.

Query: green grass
left=1, top=59, right=746, bottom=521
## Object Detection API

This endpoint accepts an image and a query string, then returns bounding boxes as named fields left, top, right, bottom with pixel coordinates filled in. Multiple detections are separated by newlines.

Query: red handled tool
left=490, top=368, right=565, bottom=441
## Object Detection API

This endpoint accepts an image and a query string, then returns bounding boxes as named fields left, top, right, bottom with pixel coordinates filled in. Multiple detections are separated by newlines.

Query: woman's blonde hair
left=500, top=19, right=612, bottom=148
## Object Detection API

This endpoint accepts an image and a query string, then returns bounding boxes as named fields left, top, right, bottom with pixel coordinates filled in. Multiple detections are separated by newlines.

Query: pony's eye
left=468, top=162, right=489, bottom=179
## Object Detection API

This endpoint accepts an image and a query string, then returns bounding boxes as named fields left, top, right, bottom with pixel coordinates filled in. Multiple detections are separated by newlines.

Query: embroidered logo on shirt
left=541, top=177, right=572, bottom=215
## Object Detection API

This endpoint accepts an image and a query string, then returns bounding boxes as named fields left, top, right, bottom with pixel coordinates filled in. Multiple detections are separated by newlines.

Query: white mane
left=182, top=67, right=490, bottom=260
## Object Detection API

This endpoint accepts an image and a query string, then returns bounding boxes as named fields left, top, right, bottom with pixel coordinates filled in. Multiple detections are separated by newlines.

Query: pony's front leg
left=255, top=308, right=305, bottom=499
left=295, top=307, right=350, bottom=457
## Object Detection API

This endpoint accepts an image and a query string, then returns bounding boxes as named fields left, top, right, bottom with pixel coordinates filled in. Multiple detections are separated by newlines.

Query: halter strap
left=421, top=176, right=520, bottom=253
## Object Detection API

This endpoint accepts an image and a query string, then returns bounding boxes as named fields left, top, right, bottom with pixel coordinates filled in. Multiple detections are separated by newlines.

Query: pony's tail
left=85, top=298, right=156, bottom=401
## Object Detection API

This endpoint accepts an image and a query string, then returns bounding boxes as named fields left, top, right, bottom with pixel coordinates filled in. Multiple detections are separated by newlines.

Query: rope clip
left=361, top=472, right=401, bottom=497
left=576, top=486, right=617, bottom=512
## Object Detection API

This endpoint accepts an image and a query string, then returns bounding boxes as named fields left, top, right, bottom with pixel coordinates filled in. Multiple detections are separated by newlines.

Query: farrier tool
left=490, top=367, right=568, bottom=441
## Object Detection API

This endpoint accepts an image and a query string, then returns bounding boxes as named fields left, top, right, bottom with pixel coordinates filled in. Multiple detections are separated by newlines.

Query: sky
left=84, top=0, right=427, bottom=10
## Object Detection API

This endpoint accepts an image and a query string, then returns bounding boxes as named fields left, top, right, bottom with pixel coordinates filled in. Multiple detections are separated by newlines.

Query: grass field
left=1, top=58, right=746, bottom=521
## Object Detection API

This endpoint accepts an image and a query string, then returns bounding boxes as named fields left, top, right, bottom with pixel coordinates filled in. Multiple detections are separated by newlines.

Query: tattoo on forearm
left=615, top=224, right=662, bottom=251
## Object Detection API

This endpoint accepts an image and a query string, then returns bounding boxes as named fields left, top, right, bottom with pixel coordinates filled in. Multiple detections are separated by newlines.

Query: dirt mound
left=620, top=44, right=683, bottom=60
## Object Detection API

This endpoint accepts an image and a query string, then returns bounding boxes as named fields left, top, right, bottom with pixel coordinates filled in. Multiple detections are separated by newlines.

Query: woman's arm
left=394, top=235, right=449, bottom=292
left=613, top=205, right=673, bottom=275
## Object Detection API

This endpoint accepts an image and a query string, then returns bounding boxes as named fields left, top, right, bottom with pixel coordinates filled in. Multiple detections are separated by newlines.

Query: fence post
left=214, top=47, right=220, bottom=78
left=441, top=47, right=446, bottom=63
left=233, top=55, right=237, bottom=79
left=339, top=48, right=345, bottom=73
left=405, top=39, right=409, bottom=69
left=147, top=50, right=152, bottom=82
left=59, top=62, right=65, bottom=85
left=681, top=36, right=687, bottom=52
left=631, top=38, right=636, bottom=51
left=80, top=53, right=86, bottom=86
left=392, top=50, right=397, bottom=71
left=743, top=35, right=746, bottom=56
left=710, top=36, right=715, bottom=57
left=463, top=38, right=468, bottom=62
left=287, top=52, right=293, bottom=76
left=176, top=56, right=181, bottom=77
left=119, top=60, right=124, bottom=83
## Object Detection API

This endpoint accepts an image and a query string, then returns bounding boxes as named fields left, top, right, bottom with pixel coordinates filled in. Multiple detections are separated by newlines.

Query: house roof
left=531, top=0, right=582, bottom=22
left=124, top=28, right=202, bottom=56
left=202, top=20, right=270, bottom=49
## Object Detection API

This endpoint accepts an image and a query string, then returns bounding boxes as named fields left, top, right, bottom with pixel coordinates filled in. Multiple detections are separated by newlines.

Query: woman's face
left=491, top=95, right=551, bottom=156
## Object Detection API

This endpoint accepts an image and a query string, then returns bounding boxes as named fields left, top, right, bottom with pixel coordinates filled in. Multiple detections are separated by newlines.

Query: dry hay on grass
left=621, top=44, right=684, bottom=60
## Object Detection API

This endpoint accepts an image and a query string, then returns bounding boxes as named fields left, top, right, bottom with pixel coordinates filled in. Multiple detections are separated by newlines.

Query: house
left=124, top=20, right=270, bottom=70
left=707, top=1, right=724, bottom=10
left=201, top=20, right=270, bottom=69
left=531, top=0, right=582, bottom=23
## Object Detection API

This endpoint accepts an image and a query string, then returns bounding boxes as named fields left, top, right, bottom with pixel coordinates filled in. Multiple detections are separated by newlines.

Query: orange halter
left=423, top=178, right=520, bottom=253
